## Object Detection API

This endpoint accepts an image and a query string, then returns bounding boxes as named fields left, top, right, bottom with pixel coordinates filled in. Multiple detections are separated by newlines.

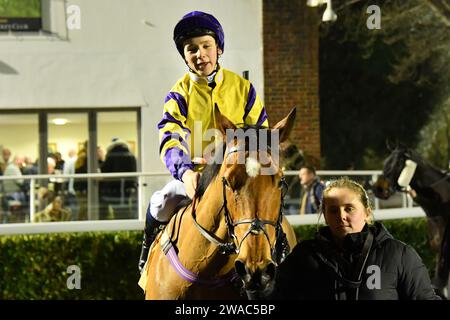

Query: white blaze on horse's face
left=222, top=127, right=280, bottom=176
left=245, top=157, right=261, bottom=177
left=214, top=108, right=297, bottom=295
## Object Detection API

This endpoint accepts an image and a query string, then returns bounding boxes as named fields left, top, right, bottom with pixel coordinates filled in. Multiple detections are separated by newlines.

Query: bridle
left=191, top=145, right=288, bottom=259
left=384, top=149, right=416, bottom=193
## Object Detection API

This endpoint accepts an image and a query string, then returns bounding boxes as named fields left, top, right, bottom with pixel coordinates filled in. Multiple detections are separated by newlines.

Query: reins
left=159, top=142, right=287, bottom=287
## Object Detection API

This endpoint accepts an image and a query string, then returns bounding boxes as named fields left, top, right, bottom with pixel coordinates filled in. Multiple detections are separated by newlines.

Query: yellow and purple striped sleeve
left=243, top=83, right=269, bottom=127
left=157, top=91, right=193, bottom=180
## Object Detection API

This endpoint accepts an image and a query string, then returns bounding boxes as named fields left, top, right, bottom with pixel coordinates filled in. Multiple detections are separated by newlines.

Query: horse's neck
left=412, top=163, right=443, bottom=192
left=411, top=164, right=450, bottom=210
left=176, top=178, right=234, bottom=275
left=195, top=178, right=228, bottom=232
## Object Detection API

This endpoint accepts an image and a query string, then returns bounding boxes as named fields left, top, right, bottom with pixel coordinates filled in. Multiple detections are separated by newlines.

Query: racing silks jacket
left=157, top=66, right=269, bottom=180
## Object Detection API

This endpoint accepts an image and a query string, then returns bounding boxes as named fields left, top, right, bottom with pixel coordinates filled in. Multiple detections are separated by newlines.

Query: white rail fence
left=0, top=170, right=425, bottom=235
left=0, top=208, right=426, bottom=235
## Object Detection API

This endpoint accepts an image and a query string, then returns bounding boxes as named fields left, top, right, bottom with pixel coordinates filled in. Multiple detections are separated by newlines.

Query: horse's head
left=373, top=145, right=416, bottom=199
left=214, top=107, right=296, bottom=297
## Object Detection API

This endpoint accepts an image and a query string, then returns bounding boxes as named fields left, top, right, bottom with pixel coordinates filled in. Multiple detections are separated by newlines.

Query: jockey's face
left=323, top=187, right=370, bottom=243
left=183, top=35, right=222, bottom=77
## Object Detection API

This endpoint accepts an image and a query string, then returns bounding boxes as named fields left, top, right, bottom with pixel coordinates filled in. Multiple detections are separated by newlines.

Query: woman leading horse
left=140, top=108, right=298, bottom=299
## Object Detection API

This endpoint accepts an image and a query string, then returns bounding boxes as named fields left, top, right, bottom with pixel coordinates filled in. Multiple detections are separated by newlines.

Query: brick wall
left=263, top=0, right=321, bottom=168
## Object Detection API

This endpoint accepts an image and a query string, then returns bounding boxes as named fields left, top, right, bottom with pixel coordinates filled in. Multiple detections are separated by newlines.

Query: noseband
left=191, top=145, right=287, bottom=258
left=384, top=150, right=417, bottom=192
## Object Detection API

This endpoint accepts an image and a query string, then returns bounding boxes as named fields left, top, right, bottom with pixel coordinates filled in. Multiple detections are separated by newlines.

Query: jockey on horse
left=138, top=11, right=290, bottom=273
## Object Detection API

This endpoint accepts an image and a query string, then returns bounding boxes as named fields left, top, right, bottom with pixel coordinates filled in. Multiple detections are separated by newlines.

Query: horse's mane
left=195, top=142, right=226, bottom=199
left=389, top=147, right=446, bottom=175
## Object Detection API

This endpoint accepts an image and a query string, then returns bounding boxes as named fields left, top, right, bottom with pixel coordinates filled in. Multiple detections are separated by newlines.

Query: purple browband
left=165, top=246, right=239, bottom=287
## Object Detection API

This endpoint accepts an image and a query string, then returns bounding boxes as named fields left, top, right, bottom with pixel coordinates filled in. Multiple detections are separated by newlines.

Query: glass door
left=0, top=113, right=38, bottom=223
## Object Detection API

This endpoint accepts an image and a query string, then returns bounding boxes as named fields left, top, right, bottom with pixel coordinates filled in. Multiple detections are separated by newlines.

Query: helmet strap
left=184, top=56, right=220, bottom=77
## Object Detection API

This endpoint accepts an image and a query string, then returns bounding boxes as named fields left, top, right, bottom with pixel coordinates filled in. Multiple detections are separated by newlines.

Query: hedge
left=0, top=218, right=436, bottom=299
left=0, top=231, right=143, bottom=300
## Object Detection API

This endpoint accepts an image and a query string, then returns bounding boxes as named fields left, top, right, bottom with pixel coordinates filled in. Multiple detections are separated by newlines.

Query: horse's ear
left=214, top=104, right=236, bottom=135
left=272, top=107, right=296, bottom=143
left=385, top=139, right=394, bottom=151
left=398, top=141, right=408, bottom=150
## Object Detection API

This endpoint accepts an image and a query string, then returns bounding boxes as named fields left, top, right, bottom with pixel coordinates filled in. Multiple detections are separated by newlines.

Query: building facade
left=0, top=0, right=320, bottom=217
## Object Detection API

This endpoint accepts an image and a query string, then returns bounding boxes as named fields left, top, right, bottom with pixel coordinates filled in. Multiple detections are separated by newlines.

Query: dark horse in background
left=373, top=145, right=450, bottom=298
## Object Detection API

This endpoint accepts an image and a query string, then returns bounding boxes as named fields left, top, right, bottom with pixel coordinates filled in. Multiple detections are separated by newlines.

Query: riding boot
left=138, top=216, right=163, bottom=274
left=274, top=230, right=290, bottom=265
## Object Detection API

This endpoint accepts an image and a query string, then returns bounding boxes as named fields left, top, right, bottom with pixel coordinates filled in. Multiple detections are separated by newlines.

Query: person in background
left=2, top=155, right=24, bottom=195
left=299, top=165, right=325, bottom=214
left=99, top=138, right=137, bottom=220
left=47, top=156, right=56, bottom=175
left=0, top=147, right=12, bottom=175
left=21, top=157, right=38, bottom=209
left=97, top=146, right=105, bottom=170
left=54, top=152, right=65, bottom=171
left=13, top=155, right=26, bottom=173
left=279, top=143, right=305, bottom=215
left=1, top=155, right=25, bottom=223
left=22, top=156, right=38, bottom=175
left=33, top=195, right=71, bottom=222
left=63, top=149, right=78, bottom=220
left=74, top=142, right=88, bottom=220
left=47, top=156, right=65, bottom=195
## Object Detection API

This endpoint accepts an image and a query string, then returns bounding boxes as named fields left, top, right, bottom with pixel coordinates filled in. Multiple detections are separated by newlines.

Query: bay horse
left=372, top=145, right=450, bottom=298
left=140, top=108, right=298, bottom=299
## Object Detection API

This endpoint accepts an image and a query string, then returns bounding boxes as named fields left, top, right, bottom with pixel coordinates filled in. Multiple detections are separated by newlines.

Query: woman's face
left=323, top=187, right=370, bottom=241
left=183, top=35, right=222, bottom=77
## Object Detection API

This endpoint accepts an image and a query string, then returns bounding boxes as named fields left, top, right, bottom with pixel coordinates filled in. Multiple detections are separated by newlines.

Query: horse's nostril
left=235, top=260, right=247, bottom=278
left=264, top=262, right=276, bottom=280
left=374, top=186, right=387, bottom=198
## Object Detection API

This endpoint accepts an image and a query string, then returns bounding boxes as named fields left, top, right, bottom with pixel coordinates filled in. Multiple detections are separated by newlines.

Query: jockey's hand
left=182, top=169, right=200, bottom=199
left=407, top=188, right=417, bottom=199
left=192, top=157, right=207, bottom=165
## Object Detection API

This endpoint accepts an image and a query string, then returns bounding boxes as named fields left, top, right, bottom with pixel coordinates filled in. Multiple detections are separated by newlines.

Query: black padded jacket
left=271, top=222, right=440, bottom=300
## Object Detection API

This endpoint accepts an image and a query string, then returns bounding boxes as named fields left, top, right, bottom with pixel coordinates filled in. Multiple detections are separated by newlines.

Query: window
left=0, top=109, right=141, bottom=223
left=0, top=0, right=42, bottom=32
left=48, top=113, right=88, bottom=163
left=0, top=113, right=39, bottom=223
left=97, top=111, right=139, bottom=220
left=98, top=111, right=139, bottom=159
left=0, top=0, right=67, bottom=39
